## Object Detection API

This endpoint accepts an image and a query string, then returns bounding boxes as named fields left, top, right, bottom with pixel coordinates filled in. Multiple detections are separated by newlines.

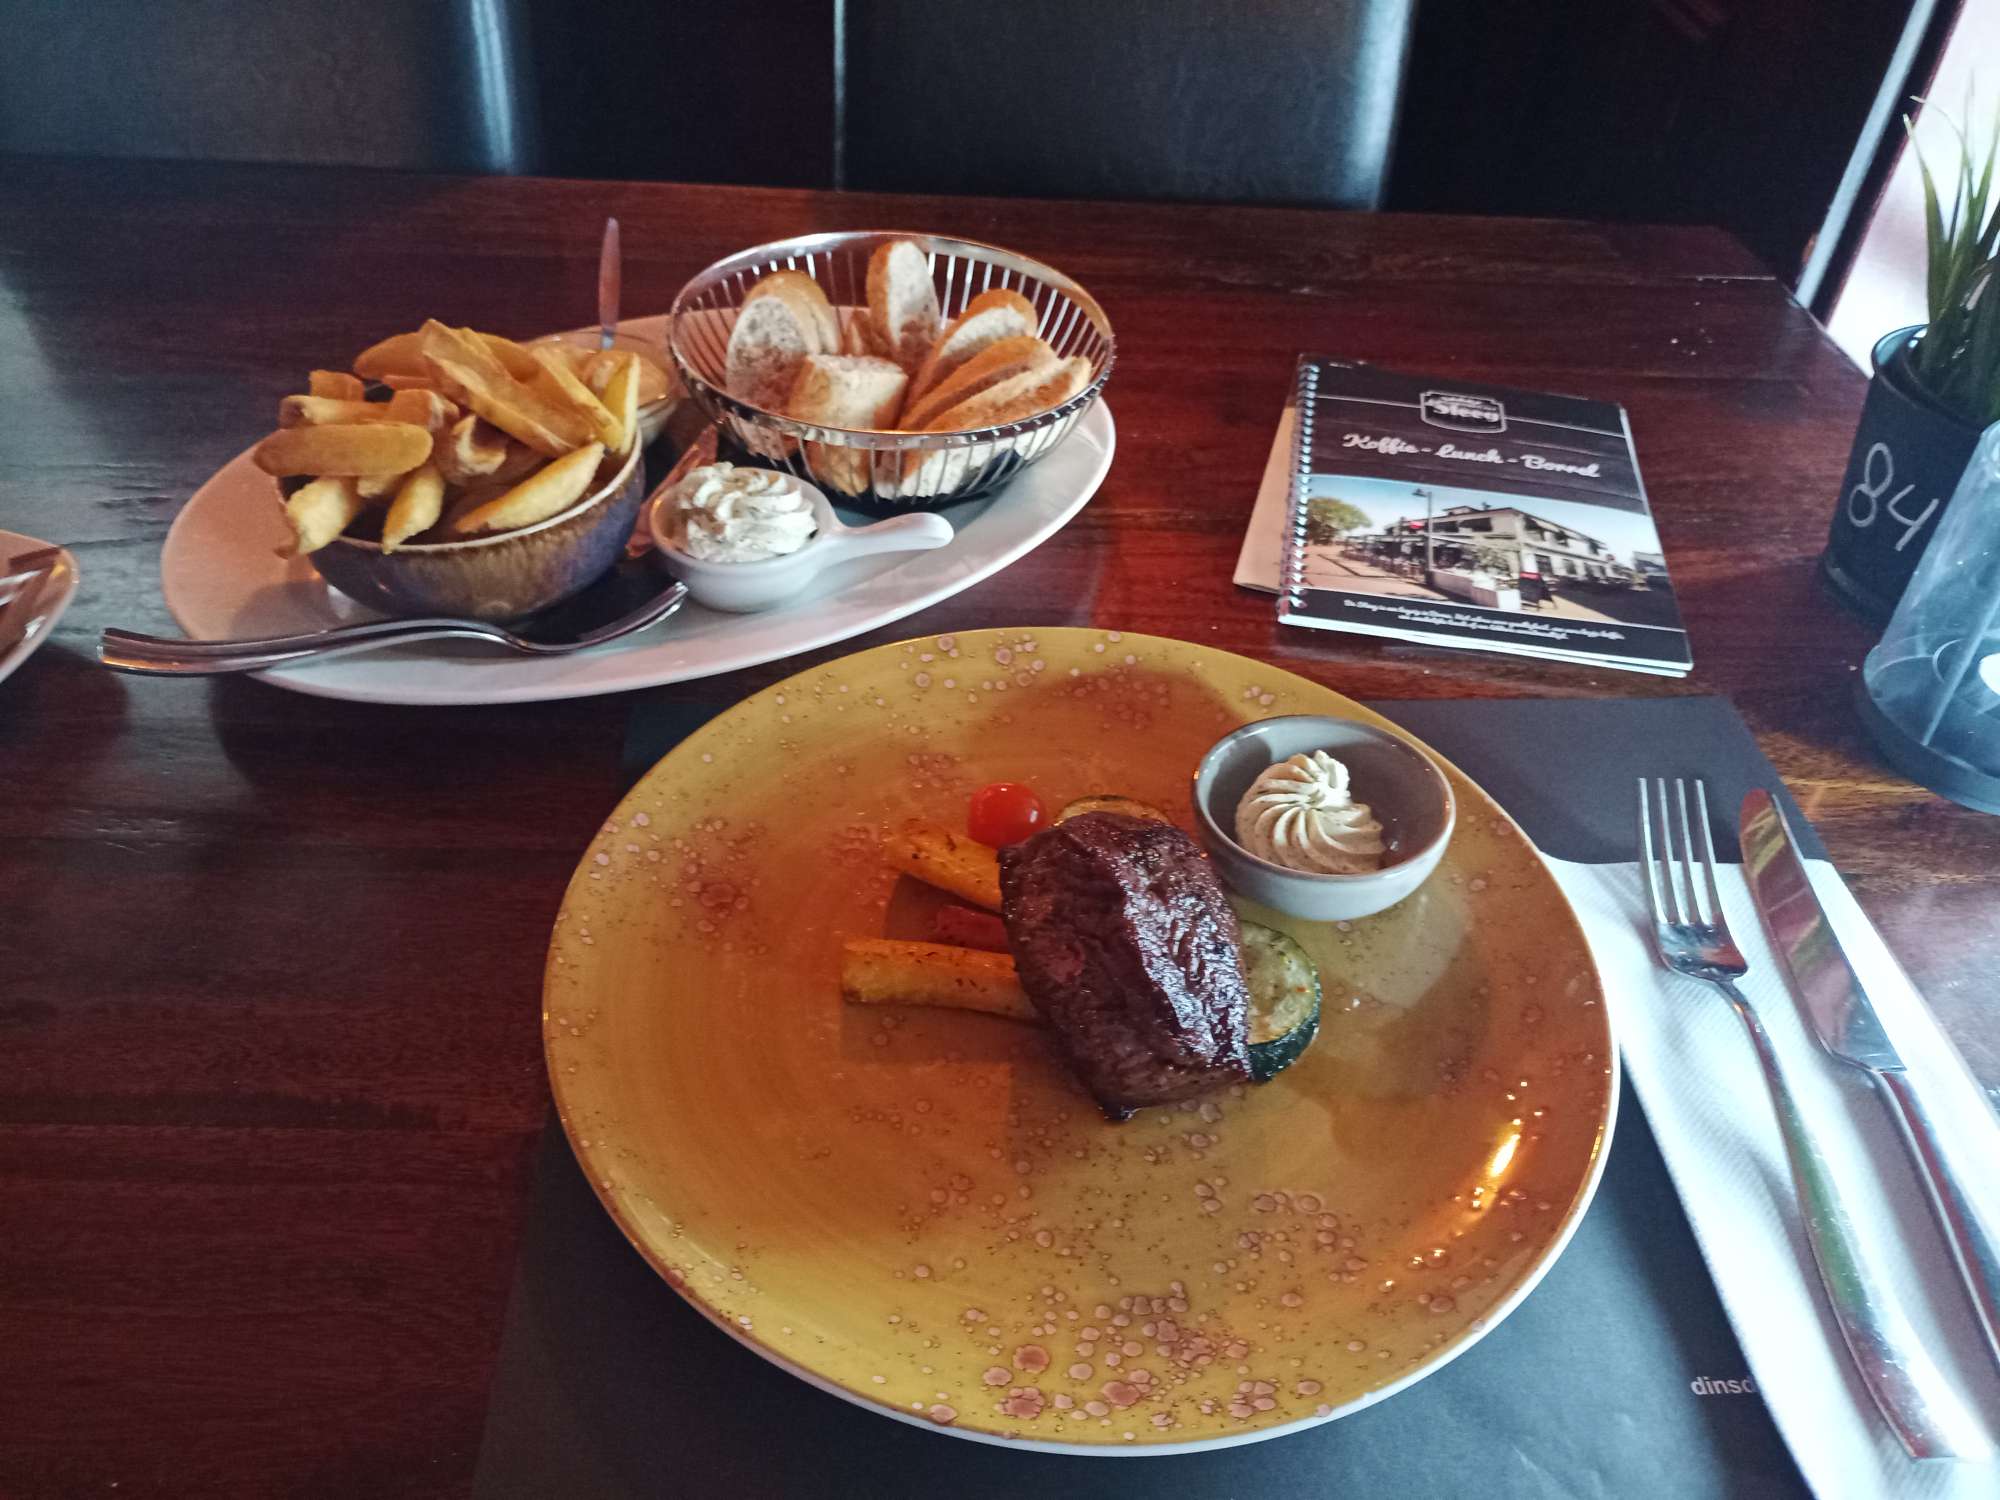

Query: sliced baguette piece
left=742, top=270, right=839, bottom=355
left=905, top=289, right=1039, bottom=408
left=925, top=355, right=1093, bottom=433
left=786, top=353, right=908, bottom=427
left=784, top=353, right=908, bottom=494
left=897, top=334, right=1056, bottom=431
left=844, top=307, right=890, bottom=358
left=899, top=356, right=1094, bottom=495
left=867, top=240, right=941, bottom=375
left=724, top=294, right=817, bottom=411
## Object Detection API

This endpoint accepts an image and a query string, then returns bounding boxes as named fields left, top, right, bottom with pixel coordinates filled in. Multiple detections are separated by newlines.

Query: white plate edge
left=160, top=401, right=1114, bottom=707
left=0, top=530, right=81, bottom=687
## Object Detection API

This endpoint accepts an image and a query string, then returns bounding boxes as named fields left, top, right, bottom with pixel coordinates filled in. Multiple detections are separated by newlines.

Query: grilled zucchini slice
left=1238, top=921, right=1321, bottom=1082
left=1055, top=795, right=1172, bottom=824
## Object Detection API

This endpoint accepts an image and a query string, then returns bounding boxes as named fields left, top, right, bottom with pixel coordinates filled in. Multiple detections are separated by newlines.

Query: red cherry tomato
left=967, top=782, right=1048, bottom=847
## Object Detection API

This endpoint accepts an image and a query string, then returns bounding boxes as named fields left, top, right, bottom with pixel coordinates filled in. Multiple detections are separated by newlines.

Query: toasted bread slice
left=906, top=290, right=1039, bottom=407
left=743, top=271, right=839, bottom=355
left=787, top=354, right=907, bottom=427
left=897, top=335, right=1056, bottom=430
left=786, top=353, right=908, bottom=494
left=725, top=295, right=818, bottom=411
left=867, top=240, right=941, bottom=375
left=844, top=307, right=889, bottom=358
left=924, top=356, right=1092, bottom=433
left=899, top=357, right=1093, bottom=494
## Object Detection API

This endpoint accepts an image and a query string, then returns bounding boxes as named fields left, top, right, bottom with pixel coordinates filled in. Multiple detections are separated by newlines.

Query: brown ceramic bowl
left=286, top=441, right=646, bottom=622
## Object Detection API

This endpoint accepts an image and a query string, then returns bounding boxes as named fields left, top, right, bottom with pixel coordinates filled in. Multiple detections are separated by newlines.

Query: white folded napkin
left=1549, top=856, right=2000, bottom=1499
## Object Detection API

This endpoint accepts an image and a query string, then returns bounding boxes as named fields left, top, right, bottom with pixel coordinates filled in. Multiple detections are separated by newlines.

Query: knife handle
left=1879, top=1069, right=2000, bottom=1374
left=1716, top=979, right=1993, bottom=1461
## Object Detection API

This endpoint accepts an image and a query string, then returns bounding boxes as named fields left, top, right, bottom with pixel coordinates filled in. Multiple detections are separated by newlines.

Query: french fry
left=477, top=332, right=543, bottom=382
left=279, top=395, right=392, bottom=428
left=598, top=351, right=641, bottom=454
left=839, top=940, right=1037, bottom=1023
left=380, top=373, right=443, bottom=393
left=356, top=470, right=410, bottom=501
left=530, top=346, right=624, bottom=450
left=487, top=439, right=546, bottom=486
left=359, top=327, right=647, bottom=394
left=884, top=822, right=1003, bottom=911
left=506, top=328, right=677, bottom=422
left=276, top=476, right=368, bottom=557
left=425, top=351, right=575, bottom=456
left=309, top=369, right=366, bottom=401
left=586, top=348, right=673, bottom=405
left=381, top=463, right=446, bottom=552
left=448, top=441, right=603, bottom=535
left=278, top=392, right=456, bottom=430
left=253, top=422, right=434, bottom=477
left=384, top=387, right=461, bottom=434
left=439, top=483, right=506, bottom=533
left=419, top=321, right=589, bottom=456
left=353, top=330, right=427, bottom=382
left=434, top=414, right=509, bottom=485
left=537, top=342, right=598, bottom=376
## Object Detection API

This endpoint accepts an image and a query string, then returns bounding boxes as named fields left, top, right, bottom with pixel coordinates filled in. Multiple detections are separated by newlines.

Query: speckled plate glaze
left=545, top=628, right=1615, bottom=1453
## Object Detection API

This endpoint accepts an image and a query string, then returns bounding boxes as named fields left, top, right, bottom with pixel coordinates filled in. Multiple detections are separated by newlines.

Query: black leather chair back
left=839, top=0, right=1412, bottom=207
left=0, top=0, right=538, bottom=173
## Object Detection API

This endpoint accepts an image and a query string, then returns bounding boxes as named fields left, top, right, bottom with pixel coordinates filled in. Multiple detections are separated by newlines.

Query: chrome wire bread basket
left=668, top=231, right=1115, bottom=513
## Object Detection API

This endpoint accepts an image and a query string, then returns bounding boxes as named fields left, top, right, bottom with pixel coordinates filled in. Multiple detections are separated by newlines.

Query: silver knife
left=597, top=216, right=622, bottom=351
left=1742, top=788, right=2000, bottom=1377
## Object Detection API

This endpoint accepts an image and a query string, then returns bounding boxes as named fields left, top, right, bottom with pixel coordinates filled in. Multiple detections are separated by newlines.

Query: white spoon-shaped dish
left=648, top=473, right=954, bottom=613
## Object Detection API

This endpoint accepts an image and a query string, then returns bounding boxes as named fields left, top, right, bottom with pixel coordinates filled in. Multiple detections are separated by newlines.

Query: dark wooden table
left=3, top=157, right=1995, bottom=1498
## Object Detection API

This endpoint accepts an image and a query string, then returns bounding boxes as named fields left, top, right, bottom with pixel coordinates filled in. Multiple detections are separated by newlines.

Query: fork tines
left=1637, top=776, right=1727, bottom=931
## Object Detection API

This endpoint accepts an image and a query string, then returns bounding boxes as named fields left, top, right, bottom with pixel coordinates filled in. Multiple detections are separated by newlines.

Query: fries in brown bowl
left=256, top=319, right=676, bottom=558
left=255, top=320, right=678, bottom=620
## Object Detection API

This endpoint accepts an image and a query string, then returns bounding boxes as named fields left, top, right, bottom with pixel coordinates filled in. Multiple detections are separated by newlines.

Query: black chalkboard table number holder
left=1822, top=326, right=1987, bottom=622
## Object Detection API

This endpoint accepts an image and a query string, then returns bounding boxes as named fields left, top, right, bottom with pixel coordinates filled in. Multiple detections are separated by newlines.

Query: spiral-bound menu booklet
left=1241, top=359, right=1692, bottom=676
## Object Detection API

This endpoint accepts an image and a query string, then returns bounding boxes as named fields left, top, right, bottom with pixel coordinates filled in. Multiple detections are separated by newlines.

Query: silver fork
left=98, top=581, right=688, bottom=676
left=1638, top=776, right=1989, bottom=1461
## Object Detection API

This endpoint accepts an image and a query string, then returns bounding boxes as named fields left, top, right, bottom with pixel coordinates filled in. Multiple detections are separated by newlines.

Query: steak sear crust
left=998, top=812, right=1252, bottom=1118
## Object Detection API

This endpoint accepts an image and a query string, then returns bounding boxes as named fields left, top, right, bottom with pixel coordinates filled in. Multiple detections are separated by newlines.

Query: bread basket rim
left=665, top=230, right=1116, bottom=447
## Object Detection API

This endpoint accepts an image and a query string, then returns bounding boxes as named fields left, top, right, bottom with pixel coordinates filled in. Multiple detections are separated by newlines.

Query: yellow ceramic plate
left=545, top=628, right=1614, bottom=1452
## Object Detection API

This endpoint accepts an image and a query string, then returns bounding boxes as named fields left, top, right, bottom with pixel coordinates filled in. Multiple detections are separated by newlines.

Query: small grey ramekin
left=1191, top=714, right=1454, bottom=921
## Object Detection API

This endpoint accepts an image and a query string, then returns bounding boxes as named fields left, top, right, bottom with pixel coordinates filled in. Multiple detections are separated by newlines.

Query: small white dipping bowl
left=647, top=472, right=953, bottom=612
left=1192, top=714, right=1455, bottom=922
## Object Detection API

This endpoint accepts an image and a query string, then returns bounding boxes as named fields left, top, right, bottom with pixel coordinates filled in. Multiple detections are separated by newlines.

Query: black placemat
left=1377, top=697, right=1824, bottom=865
left=474, top=695, right=1814, bottom=1499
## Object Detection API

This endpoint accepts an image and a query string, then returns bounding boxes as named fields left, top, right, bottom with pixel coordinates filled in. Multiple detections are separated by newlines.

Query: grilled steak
left=998, top=812, right=1252, bottom=1118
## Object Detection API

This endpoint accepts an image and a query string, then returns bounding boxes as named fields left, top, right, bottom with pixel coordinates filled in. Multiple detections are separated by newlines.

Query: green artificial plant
left=1907, top=95, right=2000, bottom=426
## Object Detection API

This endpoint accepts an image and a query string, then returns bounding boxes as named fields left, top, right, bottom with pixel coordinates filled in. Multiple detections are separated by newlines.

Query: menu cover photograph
left=1239, top=360, right=1693, bottom=676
